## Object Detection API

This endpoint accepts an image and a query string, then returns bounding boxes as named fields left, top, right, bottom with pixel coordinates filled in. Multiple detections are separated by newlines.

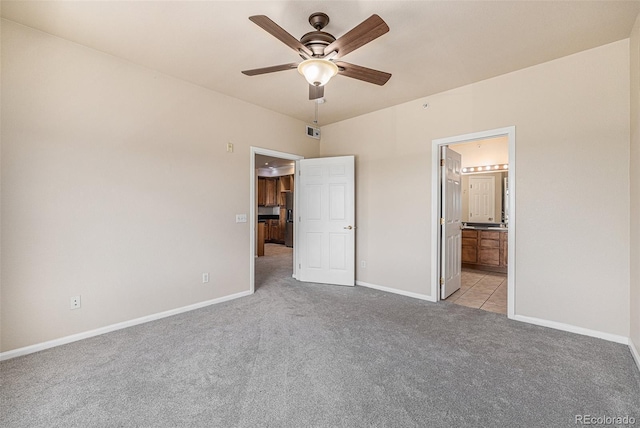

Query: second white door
left=296, top=156, right=355, bottom=286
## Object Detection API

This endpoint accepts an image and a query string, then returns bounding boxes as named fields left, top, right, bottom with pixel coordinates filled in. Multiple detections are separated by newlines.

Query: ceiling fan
left=241, top=12, right=391, bottom=100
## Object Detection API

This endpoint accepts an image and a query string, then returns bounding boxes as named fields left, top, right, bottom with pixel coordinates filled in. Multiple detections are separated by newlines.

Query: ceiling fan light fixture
left=297, top=59, right=338, bottom=87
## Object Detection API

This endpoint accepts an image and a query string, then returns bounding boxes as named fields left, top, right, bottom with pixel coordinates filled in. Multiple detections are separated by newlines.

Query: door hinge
left=440, top=277, right=445, bottom=285
left=440, top=159, right=445, bottom=167
left=440, top=217, right=445, bottom=225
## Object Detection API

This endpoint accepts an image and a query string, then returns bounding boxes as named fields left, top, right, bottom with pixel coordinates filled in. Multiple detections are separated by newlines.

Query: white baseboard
left=356, top=280, right=436, bottom=302
left=629, top=338, right=640, bottom=373
left=512, top=314, right=629, bottom=345
left=0, top=290, right=253, bottom=361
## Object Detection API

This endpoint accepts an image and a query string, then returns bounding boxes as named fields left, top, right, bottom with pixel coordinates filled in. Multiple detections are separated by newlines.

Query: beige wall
left=321, top=40, right=631, bottom=338
left=630, top=14, right=640, bottom=354
left=0, top=21, right=319, bottom=352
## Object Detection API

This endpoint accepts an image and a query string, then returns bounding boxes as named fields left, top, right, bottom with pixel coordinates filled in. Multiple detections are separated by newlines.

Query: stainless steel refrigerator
left=285, top=192, right=294, bottom=247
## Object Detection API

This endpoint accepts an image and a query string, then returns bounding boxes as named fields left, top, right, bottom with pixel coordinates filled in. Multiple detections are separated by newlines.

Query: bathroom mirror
left=461, top=171, right=508, bottom=224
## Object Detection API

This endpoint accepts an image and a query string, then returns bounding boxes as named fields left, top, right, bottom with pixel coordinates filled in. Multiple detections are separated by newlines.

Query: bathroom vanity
left=461, top=225, right=508, bottom=273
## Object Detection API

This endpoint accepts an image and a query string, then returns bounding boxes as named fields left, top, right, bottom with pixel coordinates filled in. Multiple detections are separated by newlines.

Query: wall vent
left=306, top=125, right=320, bottom=139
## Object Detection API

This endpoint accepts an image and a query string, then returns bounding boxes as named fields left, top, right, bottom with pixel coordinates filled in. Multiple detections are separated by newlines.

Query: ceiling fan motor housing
left=301, top=13, right=336, bottom=57
left=300, top=31, right=336, bottom=56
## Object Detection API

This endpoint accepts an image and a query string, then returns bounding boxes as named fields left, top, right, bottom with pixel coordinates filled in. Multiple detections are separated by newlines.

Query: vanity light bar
left=461, top=164, right=508, bottom=174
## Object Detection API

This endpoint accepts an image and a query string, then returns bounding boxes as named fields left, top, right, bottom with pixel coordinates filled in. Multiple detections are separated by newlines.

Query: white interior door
left=469, top=176, right=496, bottom=222
left=297, top=156, right=355, bottom=286
left=441, top=146, right=462, bottom=299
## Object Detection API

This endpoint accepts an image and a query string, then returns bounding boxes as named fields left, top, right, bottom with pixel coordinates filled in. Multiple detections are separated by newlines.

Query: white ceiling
left=3, top=1, right=639, bottom=125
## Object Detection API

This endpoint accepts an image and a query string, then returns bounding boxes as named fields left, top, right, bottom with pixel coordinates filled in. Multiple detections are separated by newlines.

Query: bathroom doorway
left=431, top=127, right=516, bottom=318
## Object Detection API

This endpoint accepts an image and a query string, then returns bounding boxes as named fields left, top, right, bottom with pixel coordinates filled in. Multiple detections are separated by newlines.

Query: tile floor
left=446, top=268, right=508, bottom=314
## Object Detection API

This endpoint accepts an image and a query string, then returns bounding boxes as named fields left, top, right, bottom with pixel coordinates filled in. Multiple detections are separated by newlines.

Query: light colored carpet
left=1, top=245, right=639, bottom=427
left=262, top=243, right=292, bottom=257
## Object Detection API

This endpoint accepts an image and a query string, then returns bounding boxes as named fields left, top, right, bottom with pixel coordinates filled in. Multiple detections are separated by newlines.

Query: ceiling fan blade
left=309, top=84, right=324, bottom=100
left=241, top=63, right=299, bottom=76
left=249, top=15, right=313, bottom=58
left=335, top=61, right=391, bottom=86
left=323, top=14, right=389, bottom=59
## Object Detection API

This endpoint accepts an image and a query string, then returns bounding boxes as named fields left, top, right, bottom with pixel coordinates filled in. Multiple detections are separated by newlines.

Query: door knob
left=344, top=225, right=354, bottom=230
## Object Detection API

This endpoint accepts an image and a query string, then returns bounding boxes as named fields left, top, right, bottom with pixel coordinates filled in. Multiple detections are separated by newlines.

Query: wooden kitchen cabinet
left=279, top=175, right=293, bottom=192
left=258, top=175, right=295, bottom=207
left=279, top=208, right=287, bottom=243
left=258, top=177, right=278, bottom=206
left=265, top=219, right=281, bottom=243
left=265, top=178, right=277, bottom=206
left=462, top=229, right=508, bottom=273
left=275, top=219, right=284, bottom=244
left=257, top=222, right=265, bottom=256
left=257, top=178, right=266, bottom=206
left=278, top=175, right=294, bottom=206
left=264, top=220, right=272, bottom=241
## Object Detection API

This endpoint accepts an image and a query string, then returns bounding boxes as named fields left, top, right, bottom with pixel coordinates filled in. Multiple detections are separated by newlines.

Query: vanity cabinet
left=461, top=229, right=508, bottom=273
left=478, top=231, right=501, bottom=267
left=461, top=230, right=478, bottom=264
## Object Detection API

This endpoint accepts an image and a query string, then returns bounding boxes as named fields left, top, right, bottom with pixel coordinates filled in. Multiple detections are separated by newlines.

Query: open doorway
left=250, top=148, right=303, bottom=294
left=250, top=149, right=357, bottom=293
left=431, top=127, right=516, bottom=318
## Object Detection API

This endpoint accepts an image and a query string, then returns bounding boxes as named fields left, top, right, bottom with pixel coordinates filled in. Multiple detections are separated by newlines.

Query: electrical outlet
left=70, top=295, right=81, bottom=310
left=236, top=214, right=247, bottom=223
left=226, top=142, right=233, bottom=153
left=202, top=273, right=210, bottom=283
left=360, top=260, right=367, bottom=268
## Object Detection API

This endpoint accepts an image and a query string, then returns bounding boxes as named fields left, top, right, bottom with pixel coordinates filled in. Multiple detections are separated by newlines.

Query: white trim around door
left=430, top=126, right=516, bottom=318
left=250, top=147, right=304, bottom=294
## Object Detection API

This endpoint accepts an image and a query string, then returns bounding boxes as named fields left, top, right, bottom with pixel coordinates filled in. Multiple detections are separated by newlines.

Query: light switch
left=236, top=214, right=247, bottom=223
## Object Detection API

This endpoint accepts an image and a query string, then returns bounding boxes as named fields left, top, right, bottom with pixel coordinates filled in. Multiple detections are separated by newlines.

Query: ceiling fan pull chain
left=314, top=100, right=319, bottom=124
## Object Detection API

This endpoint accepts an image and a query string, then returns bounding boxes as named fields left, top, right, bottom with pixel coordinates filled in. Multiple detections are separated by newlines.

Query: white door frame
left=430, top=126, right=516, bottom=318
left=249, top=147, right=304, bottom=294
